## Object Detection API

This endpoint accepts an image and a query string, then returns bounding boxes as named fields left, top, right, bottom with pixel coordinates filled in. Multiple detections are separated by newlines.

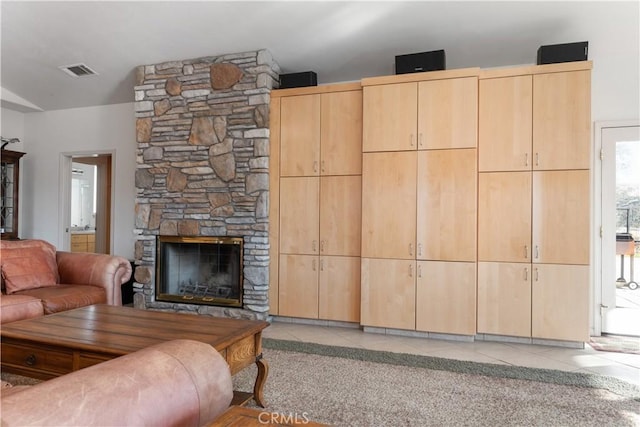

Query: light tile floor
left=263, top=320, right=640, bottom=387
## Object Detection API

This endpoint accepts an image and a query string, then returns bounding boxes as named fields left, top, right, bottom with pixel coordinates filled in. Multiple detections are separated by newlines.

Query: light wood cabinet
left=280, top=254, right=361, bottom=322
left=533, top=70, right=591, bottom=170
left=318, top=256, right=361, bottom=322
left=280, top=94, right=320, bottom=177
left=531, top=264, right=589, bottom=341
left=477, top=62, right=591, bottom=343
left=416, top=261, right=476, bottom=335
left=478, top=172, right=532, bottom=263
left=360, top=70, right=478, bottom=335
left=362, top=82, right=417, bottom=152
left=360, top=258, right=415, bottom=329
left=320, top=175, right=362, bottom=257
left=532, top=170, right=590, bottom=265
left=271, top=83, right=363, bottom=320
left=477, top=262, right=532, bottom=337
left=71, top=233, right=96, bottom=253
left=278, top=254, right=319, bottom=319
left=279, top=177, right=319, bottom=255
left=361, top=151, right=416, bottom=259
left=363, top=71, right=478, bottom=152
left=479, top=66, right=590, bottom=172
left=417, top=77, right=477, bottom=150
left=478, top=75, right=532, bottom=172
left=417, top=149, right=476, bottom=261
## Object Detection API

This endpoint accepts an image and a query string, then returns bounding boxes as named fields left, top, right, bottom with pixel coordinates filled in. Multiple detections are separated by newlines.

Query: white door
left=600, top=124, right=640, bottom=336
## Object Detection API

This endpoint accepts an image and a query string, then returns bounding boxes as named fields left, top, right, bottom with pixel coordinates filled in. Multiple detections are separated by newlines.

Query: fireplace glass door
left=156, top=236, right=243, bottom=307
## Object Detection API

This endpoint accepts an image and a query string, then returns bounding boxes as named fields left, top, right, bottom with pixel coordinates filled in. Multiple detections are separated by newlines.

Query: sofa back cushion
left=0, top=240, right=59, bottom=294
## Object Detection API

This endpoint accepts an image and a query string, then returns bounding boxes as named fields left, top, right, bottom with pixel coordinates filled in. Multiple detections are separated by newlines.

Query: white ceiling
left=0, top=1, right=633, bottom=112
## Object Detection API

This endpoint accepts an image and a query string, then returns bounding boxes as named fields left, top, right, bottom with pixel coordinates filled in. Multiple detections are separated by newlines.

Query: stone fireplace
left=132, top=50, right=279, bottom=320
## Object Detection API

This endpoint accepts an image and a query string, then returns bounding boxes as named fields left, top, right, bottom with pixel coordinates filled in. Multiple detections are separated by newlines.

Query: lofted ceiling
left=0, top=1, right=635, bottom=112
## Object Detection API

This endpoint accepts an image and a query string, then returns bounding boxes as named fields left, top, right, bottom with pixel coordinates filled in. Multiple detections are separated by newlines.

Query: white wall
left=559, top=2, right=639, bottom=121
left=21, top=103, right=136, bottom=258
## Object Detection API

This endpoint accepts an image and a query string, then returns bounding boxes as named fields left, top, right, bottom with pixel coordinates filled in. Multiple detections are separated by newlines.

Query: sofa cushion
left=0, top=294, right=44, bottom=323
left=15, top=285, right=106, bottom=314
left=0, top=240, right=59, bottom=294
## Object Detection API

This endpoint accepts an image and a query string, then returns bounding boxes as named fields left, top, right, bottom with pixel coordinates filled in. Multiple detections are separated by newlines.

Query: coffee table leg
left=253, top=355, right=269, bottom=408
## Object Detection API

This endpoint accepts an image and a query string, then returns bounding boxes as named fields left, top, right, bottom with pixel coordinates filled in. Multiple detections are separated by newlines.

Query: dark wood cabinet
left=1, top=149, right=26, bottom=240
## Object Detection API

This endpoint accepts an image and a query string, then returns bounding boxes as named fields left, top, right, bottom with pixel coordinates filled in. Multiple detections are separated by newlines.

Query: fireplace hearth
left=156, top=236, right=243, bottom=307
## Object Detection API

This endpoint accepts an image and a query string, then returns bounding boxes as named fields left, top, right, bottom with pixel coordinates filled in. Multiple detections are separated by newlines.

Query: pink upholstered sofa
left=0, top=239, right=132, bottom=324
left=1, top=339, right=234, bottom=426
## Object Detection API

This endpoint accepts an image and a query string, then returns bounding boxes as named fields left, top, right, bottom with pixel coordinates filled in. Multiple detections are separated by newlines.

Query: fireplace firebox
left=156, top=236, right=243, bottom=307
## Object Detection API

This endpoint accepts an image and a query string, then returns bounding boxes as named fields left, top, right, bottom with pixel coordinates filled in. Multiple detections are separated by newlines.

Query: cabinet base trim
left=476, top=333, right=585, bottom=349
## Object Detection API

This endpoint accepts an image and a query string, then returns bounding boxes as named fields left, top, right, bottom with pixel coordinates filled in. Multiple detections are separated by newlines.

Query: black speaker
left=395, top=50, right=446, bottom=74
left=279, top=71, right=318, bottom=89
left=537, top=41, right=588, bottom=65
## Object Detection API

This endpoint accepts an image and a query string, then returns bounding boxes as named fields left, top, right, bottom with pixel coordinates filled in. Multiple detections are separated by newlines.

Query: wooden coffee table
left=0, top=304, right=270, bottom=406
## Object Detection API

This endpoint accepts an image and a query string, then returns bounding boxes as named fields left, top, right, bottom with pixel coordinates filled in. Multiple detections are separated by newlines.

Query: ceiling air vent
left=59, top=63, right=99, bottom=78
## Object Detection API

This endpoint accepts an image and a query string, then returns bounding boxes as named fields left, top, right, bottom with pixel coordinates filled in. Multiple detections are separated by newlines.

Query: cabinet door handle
left=320, top=259, right=324, bottom=271
left=524, top=245, right=528, bottom=260
left=409, top=264, right=413, bottom=278
left=525, top=153, right=529, bottom=167
left=312, top=240, right=317, bottom=252
left=418, top=243, right=422, bottom=257
left=534, top=267, right=539, bottom=281
left=418, top=265, right=422, bottom=278
left=313, top=161, right=319, bottom=173
left=535, top=152, right=539, bottom=167
left=321, top=160, right=325, bottom=173
left=534, top=245, right=539, bottom=260
left=312, top=259, right=316, bottom=271
left=409, top=243, right=414, bottom=257
left=320, top=240, right=325, bottom=253
left=410, top=134, right=414, bottom=147
left=524, top=267, right=528, bottom=281
left=418, top=133, right=423, bottom=147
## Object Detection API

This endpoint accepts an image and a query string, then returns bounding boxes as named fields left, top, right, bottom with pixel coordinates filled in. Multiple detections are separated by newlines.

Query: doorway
left=61, top=153, right=112, bottom=254
left=599, top=123, right=640, bottom=336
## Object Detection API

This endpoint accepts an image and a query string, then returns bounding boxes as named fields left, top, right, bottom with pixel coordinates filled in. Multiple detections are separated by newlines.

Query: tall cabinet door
left=279, top=254, right=319, bottom=319
left=418, top=77, right=478, bottom=149
left=320, top=175, right=361, bottom=257
left=280, top=95, right=321, bottom=176
left=477, top=262, right=532, bottom=337
left=279, top=177, right=319, bottom=255
left=319, top=256, right=361, bottom=322
left=478, top=75, right=533, bottom=171
left=417, top=149, right=476, bottom=261
left=532, top=170, right=590, bottom=265
left=478, top=172, right=532, bottom=263
left=362, top=83, right=418, bottom=152
left=320, top=90, right=363, bottom=175
left=532, top=264, right=589, bottom=341
left=533, top=70, right=591, bottom=170
left=361, top=258, right=415, bottom=329
left=361, top=152, right=417, bottom=259
left=416, top=261, right=476, bottom=335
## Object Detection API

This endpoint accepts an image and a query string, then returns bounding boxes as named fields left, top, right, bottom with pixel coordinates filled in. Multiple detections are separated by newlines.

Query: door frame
left=58, top=150, right=115, bottom=254
left=592, top=120, right=640, bottom=335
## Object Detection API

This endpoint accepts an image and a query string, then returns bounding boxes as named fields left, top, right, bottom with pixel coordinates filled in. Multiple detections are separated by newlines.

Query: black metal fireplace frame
left=155, top=235, right=243, bottom=307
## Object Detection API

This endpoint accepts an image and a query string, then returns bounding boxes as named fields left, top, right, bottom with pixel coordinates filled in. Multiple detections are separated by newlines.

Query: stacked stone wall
left=133, top=50, right=279, bottom=320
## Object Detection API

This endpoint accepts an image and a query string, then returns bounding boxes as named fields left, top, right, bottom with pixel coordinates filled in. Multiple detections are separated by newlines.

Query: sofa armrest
left=56, top=252, right=132, bottom=306
left=0, top=339, right=234, bottom=427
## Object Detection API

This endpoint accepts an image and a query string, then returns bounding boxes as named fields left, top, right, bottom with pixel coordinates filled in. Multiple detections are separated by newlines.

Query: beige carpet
left=4, top=341, right=639, bottom=426
left=232, top=340, right=640, bottom=427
